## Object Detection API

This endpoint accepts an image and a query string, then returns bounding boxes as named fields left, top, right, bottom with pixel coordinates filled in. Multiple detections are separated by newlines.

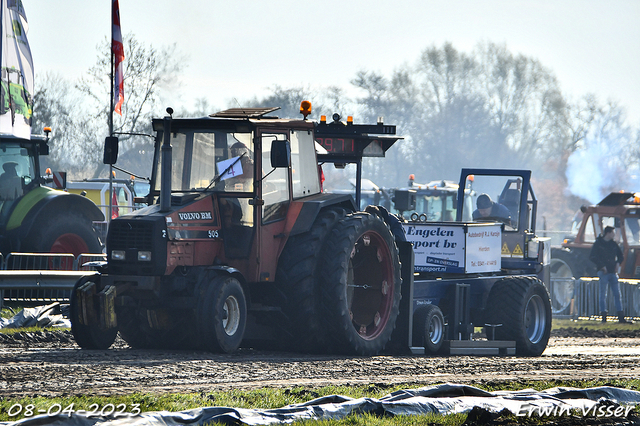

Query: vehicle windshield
left=154, top=130, right=254, bottom=193
left=0, top=142, right=36, bottom=201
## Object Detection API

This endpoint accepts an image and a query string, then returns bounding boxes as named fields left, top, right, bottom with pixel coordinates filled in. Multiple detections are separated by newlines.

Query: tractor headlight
left=111, top=250, right=126, bottom=260
left=138, top=251, right=152, bottom=261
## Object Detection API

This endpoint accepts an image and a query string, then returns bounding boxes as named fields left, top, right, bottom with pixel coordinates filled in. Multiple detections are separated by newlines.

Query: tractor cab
left=0, top=136, right=41, bottom=223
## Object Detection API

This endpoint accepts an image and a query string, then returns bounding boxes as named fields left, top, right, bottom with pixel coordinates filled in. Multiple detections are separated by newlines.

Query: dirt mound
left=551, top=327, right=640, bottom=338
left=0, top=329, right=75, bottom=347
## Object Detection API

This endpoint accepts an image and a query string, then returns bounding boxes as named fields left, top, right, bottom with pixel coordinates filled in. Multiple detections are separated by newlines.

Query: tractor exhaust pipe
left=160, top=109, right=173, bottom=212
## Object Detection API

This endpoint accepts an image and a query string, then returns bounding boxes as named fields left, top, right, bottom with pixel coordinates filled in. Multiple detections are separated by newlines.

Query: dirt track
left=1, top=329, right=640, bottom=398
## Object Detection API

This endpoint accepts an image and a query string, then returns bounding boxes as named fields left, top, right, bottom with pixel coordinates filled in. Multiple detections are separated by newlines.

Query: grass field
left=1, top=380, right=638, bottom=424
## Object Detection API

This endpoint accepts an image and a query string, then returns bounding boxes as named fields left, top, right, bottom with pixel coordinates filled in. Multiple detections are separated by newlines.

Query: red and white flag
left=112, top=0, right=124, bottom=115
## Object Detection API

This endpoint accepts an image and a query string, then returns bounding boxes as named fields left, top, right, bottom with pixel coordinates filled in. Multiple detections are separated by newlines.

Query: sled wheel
left=414, top=304, right=445, bottom=355
left=487, top=276, right=551, bottom=356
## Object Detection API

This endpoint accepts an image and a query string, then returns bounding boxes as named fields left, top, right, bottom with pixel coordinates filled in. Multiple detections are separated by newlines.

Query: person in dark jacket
left=589, top=226, right=630, bottom=323
left=472, top=193, right=511, bottom=225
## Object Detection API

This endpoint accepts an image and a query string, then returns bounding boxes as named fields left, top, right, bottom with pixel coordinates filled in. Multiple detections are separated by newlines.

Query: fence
left=549, top=276, right=640, bottom=319
left=0, top=253, right=105, bottom=305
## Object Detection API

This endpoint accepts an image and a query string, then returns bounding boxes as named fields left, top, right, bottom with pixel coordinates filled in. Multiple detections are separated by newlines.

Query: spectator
left=589, top=226, right=631, bottom=323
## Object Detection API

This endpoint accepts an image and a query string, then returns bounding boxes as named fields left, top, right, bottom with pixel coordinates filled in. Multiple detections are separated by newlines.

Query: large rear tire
left=196, top=272, right=247, bottom=353
left=487, top=276, right=551, bottom=356
left=275, top=208, right=346, bottom=352
left=70, top=276, right=117, bottom=349
left=319, top=212, right=402, bottom=355
left=25, top=213, right=101, bottom=256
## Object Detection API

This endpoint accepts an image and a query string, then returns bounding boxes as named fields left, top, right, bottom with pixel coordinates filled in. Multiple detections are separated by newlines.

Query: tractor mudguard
left=9, top=187, right=105, bottom=242
left=288, top=193, right=356, bottom=237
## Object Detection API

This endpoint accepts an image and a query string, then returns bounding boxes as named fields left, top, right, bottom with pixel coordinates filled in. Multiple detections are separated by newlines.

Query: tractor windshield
left=154, top=130, right=254, bottom=193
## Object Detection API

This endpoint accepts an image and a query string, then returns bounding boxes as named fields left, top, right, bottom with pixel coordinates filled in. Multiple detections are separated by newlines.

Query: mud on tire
left=486, top=276, right=551, bottom=356
left=319, top=212, right=402, bottom=355
left=275, top=208, right=346, bottom=352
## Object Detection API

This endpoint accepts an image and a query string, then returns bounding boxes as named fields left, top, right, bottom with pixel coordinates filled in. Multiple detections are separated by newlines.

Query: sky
left=25, top=0, right=640, bottom=125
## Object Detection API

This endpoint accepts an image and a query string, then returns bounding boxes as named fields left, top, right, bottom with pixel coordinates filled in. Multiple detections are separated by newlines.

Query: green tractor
left=0, top=132, right=104, bottom=259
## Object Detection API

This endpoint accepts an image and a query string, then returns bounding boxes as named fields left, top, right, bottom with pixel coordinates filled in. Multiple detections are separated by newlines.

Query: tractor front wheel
left=196, top=272, right=247, bottom=353
left=70, top=276, right=118, bottom=349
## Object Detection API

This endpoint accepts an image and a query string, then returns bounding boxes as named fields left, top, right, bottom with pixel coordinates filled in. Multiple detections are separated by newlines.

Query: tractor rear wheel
left=276, top=207, right=346, bottom=352
left=70, top=276, right=118, bottom=349
left=25, top=213, right=101, bottom=256
left=319, top=212, right=402, bottom=355
left=196, top=272, right=247, bottom=353
left=487, top=276, right=551, bottom=356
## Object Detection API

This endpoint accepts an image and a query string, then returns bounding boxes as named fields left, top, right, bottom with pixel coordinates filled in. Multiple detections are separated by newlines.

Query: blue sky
left=26, top=0, right=640, bottom=124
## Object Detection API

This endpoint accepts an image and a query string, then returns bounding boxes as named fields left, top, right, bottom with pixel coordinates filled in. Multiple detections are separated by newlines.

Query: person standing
left=589, top=226, right=630, bottom=323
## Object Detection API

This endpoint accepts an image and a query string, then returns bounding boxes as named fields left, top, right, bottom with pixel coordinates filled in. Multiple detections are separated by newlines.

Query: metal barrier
left=0, top=253, right=105, bottom=305
left=550, top=276, right=640, bottom=319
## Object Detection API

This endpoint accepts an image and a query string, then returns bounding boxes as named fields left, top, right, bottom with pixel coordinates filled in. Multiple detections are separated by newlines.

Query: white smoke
left=565, top=137, right=629, bottom=204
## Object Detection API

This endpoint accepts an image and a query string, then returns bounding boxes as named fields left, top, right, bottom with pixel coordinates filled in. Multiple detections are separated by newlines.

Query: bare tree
left=32, top=33, right=185, bottom=179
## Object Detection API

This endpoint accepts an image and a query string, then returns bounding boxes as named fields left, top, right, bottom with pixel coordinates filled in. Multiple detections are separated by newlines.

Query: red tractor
left=550, top=192, right=640, bottom=313
left=71, top=104, right=403, bottom=355
left=551, top=192, right=640, bottom=280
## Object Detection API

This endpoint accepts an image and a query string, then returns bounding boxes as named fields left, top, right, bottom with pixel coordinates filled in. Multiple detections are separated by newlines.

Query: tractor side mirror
left=270, top=139, right=291, bottom=168
left=103, top=136, right=119, bottom=164
left=38, top=141, right=49, bottom=156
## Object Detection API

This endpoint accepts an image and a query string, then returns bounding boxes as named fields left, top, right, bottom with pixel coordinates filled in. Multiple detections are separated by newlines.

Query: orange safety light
left=112, top=170, right=117, bottom=178
left=468, top=175, right=475, bottom=182
left=300, top=100, right=312, bottom=119
left=43, top=127, right=52, bottom=133
left=347, top=116, right=353, bottom=125
left=45, top=168, right=51, bottom=175
left=320, top=115, right=326, bottom=123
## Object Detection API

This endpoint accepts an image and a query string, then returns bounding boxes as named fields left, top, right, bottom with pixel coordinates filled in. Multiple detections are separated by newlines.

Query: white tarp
left=1, top=383, right=638, bottom=426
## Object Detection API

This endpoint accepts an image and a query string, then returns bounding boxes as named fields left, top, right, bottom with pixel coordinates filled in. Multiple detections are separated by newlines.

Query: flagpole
left=108, top=0, right=114, bottom=222
left=0, top=0, right=3, bottom=68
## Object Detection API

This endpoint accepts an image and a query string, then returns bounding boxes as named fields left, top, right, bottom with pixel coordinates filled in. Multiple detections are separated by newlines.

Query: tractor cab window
left=624, top=217, right=640, bottom=245
left=583, top=214, right=596, bottom=243
left=0, top=143, right=35, bottom=201
left=154, top=130, right=255, bottom=194
left=261, top=133, right=290, bottom=222
left=290, top=130, right=320, bottom=199
left=601, top=216, right=622, bottom=244
left=462, top=174, right=522, bottom=231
